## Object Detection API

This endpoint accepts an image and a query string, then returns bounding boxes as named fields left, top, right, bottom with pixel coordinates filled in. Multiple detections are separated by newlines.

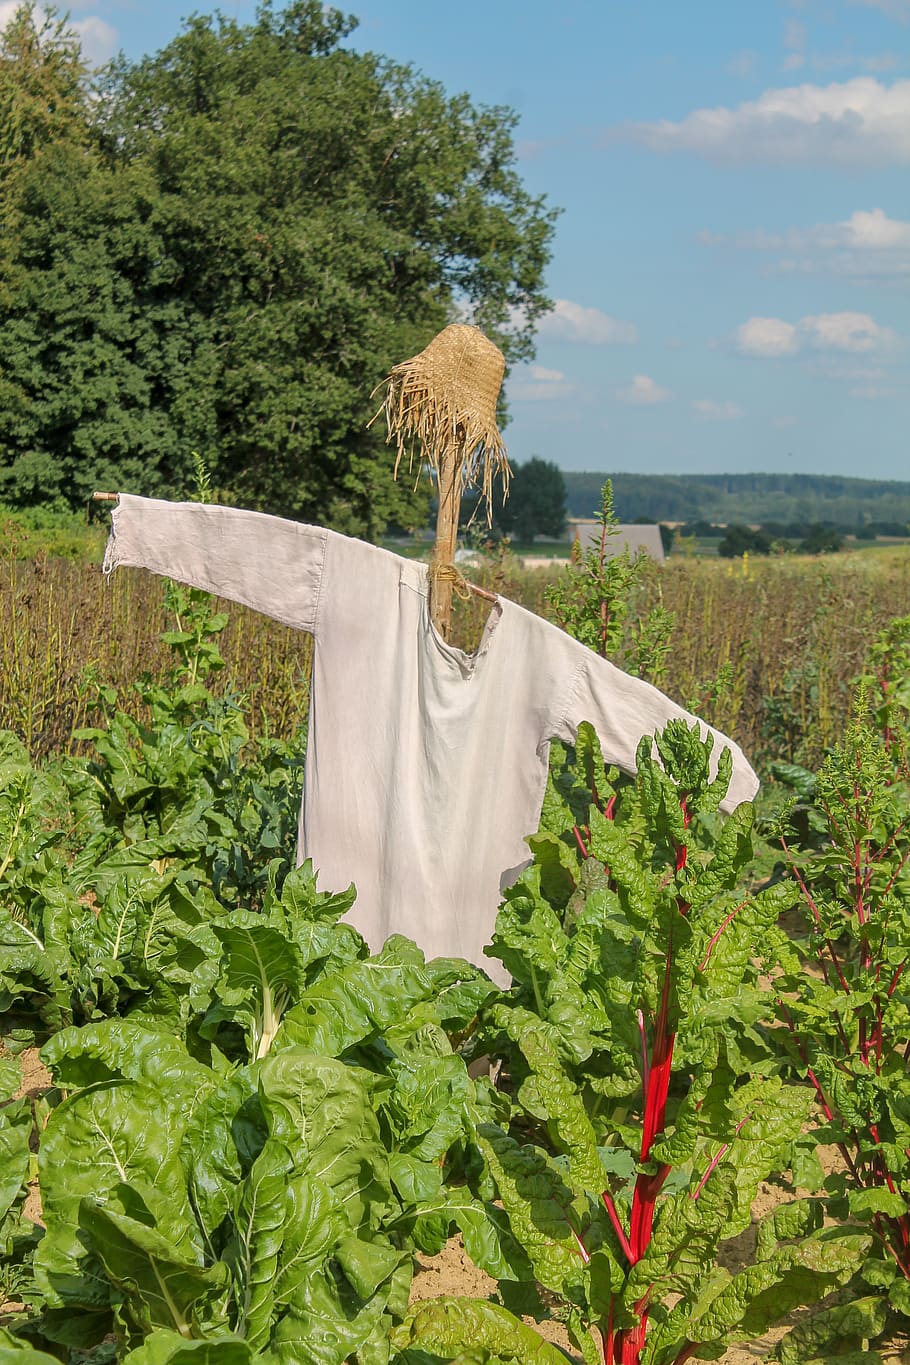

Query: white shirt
left=105, top=496, right=759, bottom=981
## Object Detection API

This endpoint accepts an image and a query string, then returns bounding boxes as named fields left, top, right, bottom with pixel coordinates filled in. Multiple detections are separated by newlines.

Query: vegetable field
left=2, top=546, right=910, bottom=1363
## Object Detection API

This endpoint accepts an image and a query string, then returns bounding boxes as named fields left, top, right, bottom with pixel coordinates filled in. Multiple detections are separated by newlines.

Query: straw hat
left=375, top=323, right=510, bottom=516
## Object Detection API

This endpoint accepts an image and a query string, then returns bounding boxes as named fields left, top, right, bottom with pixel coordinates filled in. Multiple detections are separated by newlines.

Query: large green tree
left=0, top=1, right=557, bottom=535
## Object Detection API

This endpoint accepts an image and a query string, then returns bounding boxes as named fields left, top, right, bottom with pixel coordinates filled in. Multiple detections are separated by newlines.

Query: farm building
left=567, top=519, right=665, bottom=564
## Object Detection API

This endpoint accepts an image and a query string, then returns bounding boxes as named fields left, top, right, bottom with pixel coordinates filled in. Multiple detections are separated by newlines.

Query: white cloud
left=692, top=399, right=745, bottom=420
left=702, top=208, right=910, bottom=285
left=808, top=359, right=889, bottom=383
left=621, top=78, right=910, bottom=165
left=509, top=364, right=575, bottom=402
left=808, top=50, right=900, bottom=73
left=803, top=311, right=895, bottom=350
left=536, top=299, right=638, bottom=346
left=721, top=207, right=910, bottom=251
left=616, top=375, right=674, bottom=405
left=736, top=317, right=800, bottom=356
left=71, top=15, right=117, bottom=64
left=736, top=311, right=896, bottom=356
left=840, top=206, right=910, bottom=247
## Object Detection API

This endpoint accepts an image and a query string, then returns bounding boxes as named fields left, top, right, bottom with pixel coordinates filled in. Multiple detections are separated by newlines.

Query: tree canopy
left=0, top=2, right=557, bottom=536
left=0, top=4, right=89, bottom=182
left=717, top=525, right=773, bottom=559
left=495, top=457, right=567, bottom=540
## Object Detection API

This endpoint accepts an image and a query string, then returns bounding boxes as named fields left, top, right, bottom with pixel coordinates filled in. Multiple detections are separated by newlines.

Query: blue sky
left=6, top=0, right=909, bottom=479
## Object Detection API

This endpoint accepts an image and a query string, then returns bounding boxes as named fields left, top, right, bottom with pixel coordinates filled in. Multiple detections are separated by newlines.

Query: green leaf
left=755, top=1199, right=825, bottom=1262
left=212, top=917, right=308, bottom=1059
left=78, top=1200, right=230, bottom=1335
left=0, top=1056, right=21, bottom=1097
left=888, top=1275, right=910, bottom=1317
left=391, top=1298, right=571, bottom=1364
left=776, top=1296, right=888, bottom=1364
left=226, top=1138, right=292, bottom=1351
left=42, top=1019, right=213, bottom=1110
left=0, top=1328, right=63, bottom=1364
left=334, top=1232, right=404, bottom=1300
left=485, top=868, right=569, bottom=993
left=271, top=1173, right=345, bottom=1311
left=489, top=1005, right=604, bottom=1196
left=473, top=1124, right=582, bottom=1297
left=280, top=937, right=449, bottom=1058
left=625, top=1168, right=737, bottom=1309
left=266, top=1269, right=391, bottom=1365
left=181, top=1067, right=259, bottom=1246
left=384, top=1053, right=474, bottom=1164
left=694, top=880, right=797, bottom=1003
left=0, top=1105, right=31, bottom=1223
left=525, top=832, right=577, bottom=909
left=421, top=1191, right=535, bottom=1284
left=848, top=1187, right=910, bottom=1219
left=689, top=1236, right=867, bottom=1343
left=35, top=1069, right=204, bottom=1308
left=257, top=1049, right=393, bottom=1230
left=123, top=1330, right=254, bottom=1365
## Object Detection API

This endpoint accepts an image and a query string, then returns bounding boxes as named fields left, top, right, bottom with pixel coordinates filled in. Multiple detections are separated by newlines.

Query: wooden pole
left=431, top=441, right=463, bottom=639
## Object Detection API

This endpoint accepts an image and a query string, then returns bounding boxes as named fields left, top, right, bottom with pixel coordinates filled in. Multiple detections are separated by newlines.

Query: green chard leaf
left=224, top=1138, right=292, bottom=1350
left=256, top=1049, right=393, bottom=1230
left=391, top=1297, right=572, bottom=1364
left=211, top=915, right=308, bottom=1060
left=473, top=1123, right=584, bottom=1298
left=489, top=1005, right=604, bottom=1197
left=122, top=1329, right=254, bottom=1364
left=79, top=1199, right=230, bottom=1337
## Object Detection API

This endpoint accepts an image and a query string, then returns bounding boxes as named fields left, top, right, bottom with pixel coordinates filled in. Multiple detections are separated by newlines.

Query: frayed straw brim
left=373, top=323, right=510, bottom=516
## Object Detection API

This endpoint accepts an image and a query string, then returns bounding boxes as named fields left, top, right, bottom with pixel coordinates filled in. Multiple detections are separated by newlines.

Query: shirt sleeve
left=103, top=494, right=327, bottom=635
left=553, top=653, right=759, bottom=814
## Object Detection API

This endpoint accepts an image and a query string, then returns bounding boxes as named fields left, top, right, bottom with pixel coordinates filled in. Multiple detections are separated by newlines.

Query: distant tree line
left=564, top=472, right=910, bottom=531
left=0, top=2, right=556, bottom=537
left=679, top=519, right=910, bottom=542
left=712, top=524, right=845, bottom=558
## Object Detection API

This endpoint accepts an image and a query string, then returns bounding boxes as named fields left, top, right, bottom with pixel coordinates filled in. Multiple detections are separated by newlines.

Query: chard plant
left=773, top=679, right=910, bottom=1361
left=65, top=579, right=304, bottom=915
left=395, top=721, right=867, bottom=1365
left=3, top=872, right=495, bottom=1363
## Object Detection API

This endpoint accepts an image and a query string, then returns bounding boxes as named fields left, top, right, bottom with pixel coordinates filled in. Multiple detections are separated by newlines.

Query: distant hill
left=563, top=473, right=910, bottom=529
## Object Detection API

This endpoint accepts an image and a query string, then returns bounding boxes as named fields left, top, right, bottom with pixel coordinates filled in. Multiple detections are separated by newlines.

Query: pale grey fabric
left=105, top=495, right=759, bottom=982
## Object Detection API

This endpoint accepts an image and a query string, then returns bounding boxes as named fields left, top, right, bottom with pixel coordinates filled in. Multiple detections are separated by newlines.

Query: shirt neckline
left=424, top=593, right=503, bottom=676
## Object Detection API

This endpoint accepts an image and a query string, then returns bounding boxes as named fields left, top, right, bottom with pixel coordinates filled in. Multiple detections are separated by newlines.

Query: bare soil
left=6, top=1045, right=51, bottom=1230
